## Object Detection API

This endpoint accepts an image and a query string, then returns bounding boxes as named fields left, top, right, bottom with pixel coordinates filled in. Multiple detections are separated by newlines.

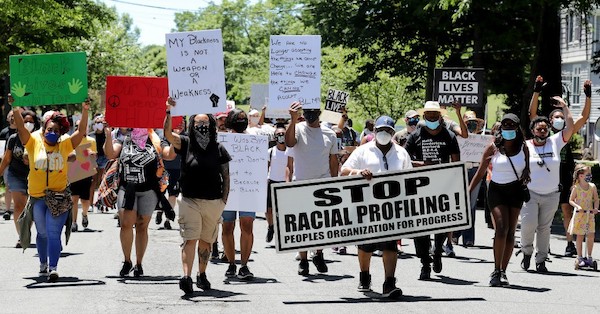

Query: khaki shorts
left=178, top=197, right=225, bottom=243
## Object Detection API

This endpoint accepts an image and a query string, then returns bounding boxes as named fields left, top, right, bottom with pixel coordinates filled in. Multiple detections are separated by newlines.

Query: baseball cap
left=501, top=113, right=520, bottom=124
left=375, top=115, right=395, bottom=130
left=405, top=110, right=419, bottom=118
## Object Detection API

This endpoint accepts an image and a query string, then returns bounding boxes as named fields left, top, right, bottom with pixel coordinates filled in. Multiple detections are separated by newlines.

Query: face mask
left=425, top=119, right=440, bottom=130
left=93, top=122, right=104, bottom=131
left=585, top=174, right=593, bottom=183
left=375, top=131, right=392, bottom=145
left=24, top=122, right=34, bottom=132
left=533, top=135, right=547, bottom=144
left=195, top=123, right=209, bottom=135
left=131, top=128, right=149, bottom=149
left=407, top=118, right=419, bottom=126
left=303, top=111, right=320, bottom=124
left=45, top=131, right=59, bottom=144
left=194, top=125, right=211, bottom=150
left=501, top=129, right=517, bottom=140
left=467, top=121, right=478, bottom=133
left=276, top=134, right=285, bottom=144
left=552, top=118, right=565, bottom=130
left=249, top=116, right=260, bottom=126
left=231, top=118, right=248, bottom=133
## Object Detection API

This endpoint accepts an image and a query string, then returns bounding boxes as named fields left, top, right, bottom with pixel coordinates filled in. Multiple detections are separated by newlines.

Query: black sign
left=433, top=68, right=484, bottom=107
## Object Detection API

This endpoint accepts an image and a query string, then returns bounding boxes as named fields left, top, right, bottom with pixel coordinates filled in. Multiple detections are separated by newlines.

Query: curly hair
left=45, top=112, right=71, bottom=135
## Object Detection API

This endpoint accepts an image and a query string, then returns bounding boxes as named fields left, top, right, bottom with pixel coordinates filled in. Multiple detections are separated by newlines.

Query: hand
left=104, top=126, right=113, bottom=137
left=289, top=101, right=302, bottom=121
left=82, top=98, right=90, bottom=111
left=68, top=78, right=83, bottom=94
left=584, top=80, right=592, bottom=98
left=533, top=75, right=545, bottom=93
left=166, top=97, right=176, bottom=110
left=593, top=208, right=598, bottom=215
left=360, top=169, right=373, bottom=180
left=552, top=96, right=567, bottom=108
left=262, top=105, right=267, bottom=111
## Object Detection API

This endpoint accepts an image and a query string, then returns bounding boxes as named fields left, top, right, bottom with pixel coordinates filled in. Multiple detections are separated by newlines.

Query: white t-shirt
left=289, top=122, right=338, bottom=181
left=526, top=131, right=567, bottom=194
left=342, top=141, right=413, bottom=173
left=247, top=124, right=275, bottom=142
left=268, top=146, right=289, bottom=182
left=490, top=148, right=526, bottom=184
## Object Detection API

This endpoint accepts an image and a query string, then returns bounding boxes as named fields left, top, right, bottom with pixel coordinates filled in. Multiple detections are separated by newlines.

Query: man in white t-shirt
left=247, top=108, right=275, bottom=144
left=285, top=101, right=339, bottom=276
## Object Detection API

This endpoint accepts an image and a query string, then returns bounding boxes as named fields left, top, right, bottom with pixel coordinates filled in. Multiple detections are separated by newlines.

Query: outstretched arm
left=529, top=75, right=544, bottom=121
left=573, top=80, right=592, bottom=132
left=163, top=97, right=181, bottom=150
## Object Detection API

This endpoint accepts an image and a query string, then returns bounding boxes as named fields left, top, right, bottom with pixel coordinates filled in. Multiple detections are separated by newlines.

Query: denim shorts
left=222, top=210, right=256, bottom=222
left=5, top=169, right=27, bottom=193
left=96, top=155, right=109, bottom=169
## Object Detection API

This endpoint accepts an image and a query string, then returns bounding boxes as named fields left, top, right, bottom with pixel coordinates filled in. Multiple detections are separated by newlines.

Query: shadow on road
left=301, top=274, right=353, bottom=283
left=77, top=229, right=104, bottom=233
left=24, top=276, right=106, bottom=289
left=429, top=275, right=478, bottom=286
left=283, top=295, right=486, bottom=304
left=34, top=252, right=82, bottom=258
left=223, top=276, right=278, bottom=285
left=106, top=275, right=181, bottom=285
left=501, top=284, right=551, bottom=292
left=181, top=288, right=247, bottom=301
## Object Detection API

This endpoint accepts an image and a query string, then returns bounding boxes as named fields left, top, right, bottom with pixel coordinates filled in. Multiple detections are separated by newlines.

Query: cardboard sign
left=165, top=29, right=227, bottom=116
left=272, top=162, right=470, bottom=252
left=457, top=134, right=495, bottom=163
left=68, top=143, right=98, bottom=183
left=9, top=52, right=88, bottom=106
left=250, top=84, right=269, bottom=109
left=433, top=68, right=484, bottom=107
left=217, top=133, right=269, bottom=212
left=321, top=88, right=349, bottom=124
left=105, top=76, right=168, bottom=128
left=268, top=35, right=321, bottom=118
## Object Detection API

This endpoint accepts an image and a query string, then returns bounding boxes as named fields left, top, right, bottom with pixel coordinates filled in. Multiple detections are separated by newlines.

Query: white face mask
left=24, top=122, right=34, bottom=132
left=249, top=116, right=260, bottom=126
left=552, top=118, right=564, bottom=130
left=375, top=131, right=392, bottom=145
left=93, top=122, right=104, bottom=131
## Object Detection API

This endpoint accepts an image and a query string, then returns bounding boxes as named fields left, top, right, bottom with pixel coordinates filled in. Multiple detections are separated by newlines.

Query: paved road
left=0, top=206, right=598, bottom=313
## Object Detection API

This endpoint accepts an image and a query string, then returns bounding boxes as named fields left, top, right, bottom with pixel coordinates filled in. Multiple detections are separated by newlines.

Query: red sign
left=105, top=76, right=168, bottom=128
left=172, top=116, right=185, bottom=131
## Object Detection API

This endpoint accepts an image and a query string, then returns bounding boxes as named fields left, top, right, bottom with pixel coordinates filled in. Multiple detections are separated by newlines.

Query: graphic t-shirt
left=25, top=133, right=74, bottom=197
left=405, top=126, right=460, bottom=164
left=6, top=133, right=29, bottom=177
left=526, top=131, right=567, bottom=194
left=117, top=138, right=158, bottom=192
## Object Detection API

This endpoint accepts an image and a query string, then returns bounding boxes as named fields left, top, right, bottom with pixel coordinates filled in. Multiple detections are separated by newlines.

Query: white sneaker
left=443, top=245, right=456, bottom=258
left=372, top=250, right=383, bottom=257
left=48, top=269, right=59, bottom=282
left=294, top=252, right=301, bottom=261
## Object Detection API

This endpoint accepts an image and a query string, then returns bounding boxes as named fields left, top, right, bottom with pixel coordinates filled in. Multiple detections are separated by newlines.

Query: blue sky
left=98, top=0, right=213, bottom=46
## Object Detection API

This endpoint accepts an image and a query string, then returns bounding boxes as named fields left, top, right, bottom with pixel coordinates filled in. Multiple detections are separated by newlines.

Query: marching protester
left=1, top=110, right=17, bottom=220
left=521, top=95, right=574, bottom=273
left=88, top=114, right=108, bottom=213
left=0, top=109, right=40, bottom=247
left=393, top=110, right=420, bottom=146
left=337, top=111, right=359, bottom=147
left=12, top=94, right=90, bottom=282
left=469, top=113, right=529, bottom=286
left=69, top=120, right=97, bottom=232
left=341, top=115, right=410, bottom=298
left=163, top=98, right=231, bottom=294
left=404, top=101, right=460, bottom=280
left=104, top=124, right=168, bottom=278
left=285, top=101, right=339, bottom=276
left=359, top=119, right=374, bottom=142
left=568, top=164, right=598, bottom=268
left=221, top=109, right=256, bottom=280
left=528, top=76, right=592, bottom=257
left=247, top=107, right=275, bottom=145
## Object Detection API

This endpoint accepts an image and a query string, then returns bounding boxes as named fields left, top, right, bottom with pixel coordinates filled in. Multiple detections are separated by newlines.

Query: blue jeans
left=33, top=200, right=68, bottom=268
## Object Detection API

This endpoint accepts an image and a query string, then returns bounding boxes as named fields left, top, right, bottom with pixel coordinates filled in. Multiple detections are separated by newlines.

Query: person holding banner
left=285, top=102, right=339, bottom=276
left=405, top=101, right=460, bottom=280
left=266, top=126, right=293, bottom=243
left=341, top=115, right=410, bottom=298
left=469, top=113, right=529, bottom=286
left=11, top=94, right=90, bottom=283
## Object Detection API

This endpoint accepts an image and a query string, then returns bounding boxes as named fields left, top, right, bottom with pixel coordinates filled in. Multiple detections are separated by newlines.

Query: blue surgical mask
left=407, top=117, right=419, bottom=126
left=45, top=131, right=59, bottom=144
left=425, top=119, right=440, bottom=130
left=552, top=118, right=565, bottom=130
left=501, top=130, right=517, bottom=141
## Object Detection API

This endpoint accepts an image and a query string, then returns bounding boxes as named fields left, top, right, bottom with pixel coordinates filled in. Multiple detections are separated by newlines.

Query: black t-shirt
left=161, top=136, right=182, bottom=170
left=0, top=127, right=16, bottom=141
left=117, top=137, right=158, bottom=192
left=89, top=131, right=106, bottom=157
left=405, top=126, right=460, bottom=164
left=175, top=135, right=231, bottom=200
left=6, top=133, right=29, bottom=177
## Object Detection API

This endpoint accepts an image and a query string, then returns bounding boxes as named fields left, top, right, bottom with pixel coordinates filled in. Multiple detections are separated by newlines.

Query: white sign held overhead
left=250, top=84, right=269, bottom=109
left=268, top=35, right=321, bottom=118
left=457, top=134, right=495, bottom=163
left=166, top=29, right=227, bottom=116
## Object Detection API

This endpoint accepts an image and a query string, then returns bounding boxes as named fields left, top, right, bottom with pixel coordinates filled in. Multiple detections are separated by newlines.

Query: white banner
left=457, top=134, right=494, bottom=163
left=250, top=83, right=269, bottom=109
left=268, top=35, right=321, bottom=118
left=272, top=162, right=470, bottom=252
left=166, top=29, right=227, bottom=116
left=218, top=133, right=269, bottom=212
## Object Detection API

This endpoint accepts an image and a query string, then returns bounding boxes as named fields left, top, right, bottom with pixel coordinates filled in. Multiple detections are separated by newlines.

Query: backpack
left=95, top=158, right=120, bottom=209
left=149, top=131, right=169, bottom=193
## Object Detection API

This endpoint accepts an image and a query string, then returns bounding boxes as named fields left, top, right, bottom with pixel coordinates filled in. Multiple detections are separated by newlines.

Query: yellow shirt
left=25, top=133, right=74, bottom=197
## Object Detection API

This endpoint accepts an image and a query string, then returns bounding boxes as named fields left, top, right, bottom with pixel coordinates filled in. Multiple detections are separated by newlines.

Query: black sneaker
left=266, top=225, right=274, bottom=243
left=489, top=270, right=502, bottom=287
left=220, top=252, right=229, bottom=263
left=164, top=220, right=172, bottom=230
left=298, top=259, right=309, bottom=276
left=179, top=276, right=193, bottom=294
left=3, top=211, right=11, bottom=220
left=500, top=270, right=509, bottom=286
left=133, top=264, right=144, bottom=277
left=433, top=254, right=442, bottom=273
left=382, top=277, right=402, bottom=298
left=536, top=261, right=548, bottom=273
left=521, top=254, right=531, bottom=271
left=82, top=215, right=89, bottom=229
left=155, top=211, right=163, bottom=225
left=237, top=265, right=254, bottom=280
left=419, top=265, right=431, bottom=280
left=120, top=261, right=133, bottom=277
left=357, top=271, right=371, bottom=292
left=196, top=272, right=211, bottom=290
left=71, top=223, right=78, bottom=232
left=312, top=253, right=328, bottom=273
left=565, top=242, right=576, bottom=257
left=225, top=264, right=237, bottom=278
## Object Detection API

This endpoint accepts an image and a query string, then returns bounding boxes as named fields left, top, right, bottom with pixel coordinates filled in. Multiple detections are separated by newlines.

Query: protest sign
left=272, top=162, right=470, bottom=252
left=9, top=52, right=88, bottom=107
left=457, top=134, right=494, bottom=163
left=105, top=76, right=168, bottom=128
left=268, top=35, right=321, bottom=118
left=68, top=143, right=98, bottom=183
left=250, top=84, right=269, bottom=109
left=217, top=133, right=269, bottom=212
left=321, top=88, right=349, bottom=124
left=433, top=68, right=484, bottom=107
left=171, top=116, right=184, bottom=130
left=165, top=29, right=227, bottom=116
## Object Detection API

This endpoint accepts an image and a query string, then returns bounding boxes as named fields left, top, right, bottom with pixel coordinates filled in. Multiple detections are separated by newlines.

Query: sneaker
left=500, top=270, right=509, bottom=286
left=536, top=261, right=548, bottom=273
left=164, top=220, right=172, bottom=230
left=521, top=254, right=531, bottom=271
left=433, top=254, right=443, bottom=273
left=489, top=270, right=502, bottom=287
left=357, top=271, right=371, bottom=292
left=372, top=250, right=383, bottom=257
left=155, top=211, right=163, bottom=225
left=39, top=263, right=49, bottom=276
left=465, top=241, right=474, bottom=247
left=179, top=276, right=193, bottom=294
left=382, top=277, right=402, bottom=298
left=133, top=264, right=144, bottom=277
left=237, top=265, right=254, bottom=280
left=119, top=261, right=133, bottom=277
left=419, top=265, right=431, bottom=280
left=196, top=272, right=211, bottom=290
left=565, top=242, right=576, bottom=257
left=71, top=223, right=78, bottom=232
left=48, top=269, right=59, bottom=283
left=219, top=252, right=229, bottom=263
left=3, top=211, right=11, bottom=220
left=312, top=253, right=328, bottom=273
left=443, top=244, right=456, bottom=258
left=15, top=240, right=22, bottom=249
left=298, top=259, right=309, bottom=276
left=578, top=257, right=587, bottom=267
left=82, top=215, right=89, bottom=229
left=266, top=225, right=274, bottom=243
left=294, top=252, right=302, bottom=261
left=225, top=264, right=237, bottom=278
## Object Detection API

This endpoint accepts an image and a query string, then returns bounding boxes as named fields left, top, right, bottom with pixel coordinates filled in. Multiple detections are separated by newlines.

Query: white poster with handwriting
left=268, top=35, right=321, bottom=118
left=165, top=29, right=227, bottom=116
left=457, top=134, right=494, bottom=163
left=218, top=133, right=269, bottom=212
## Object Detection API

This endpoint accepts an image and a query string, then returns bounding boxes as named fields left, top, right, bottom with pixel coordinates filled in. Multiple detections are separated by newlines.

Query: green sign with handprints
left=9, top=52, right=88, bottom=106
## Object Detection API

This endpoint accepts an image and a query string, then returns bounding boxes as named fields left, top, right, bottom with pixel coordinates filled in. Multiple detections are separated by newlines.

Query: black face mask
left=407, top=118, right=419, bottom=126
left=195, top=124, right=209, bottom=135
left=467, top=121, right=478, bottom=133
left=231, top=118, right=248, bottom=133
left=303, top=111, right=320, bottom=124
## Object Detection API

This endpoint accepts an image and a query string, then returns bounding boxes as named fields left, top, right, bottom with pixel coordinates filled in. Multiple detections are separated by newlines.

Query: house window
left=572, top=66, right=581, bottom=105
left=568, top=14, right=574, bottom=43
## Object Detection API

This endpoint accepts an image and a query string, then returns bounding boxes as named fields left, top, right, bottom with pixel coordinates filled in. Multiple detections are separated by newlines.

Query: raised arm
left=103, top=127, right=122, bottom=160
left=452, top=102, right=468, bottom=139
left=529, top=75, right=544, bottom=120
left=163, top=97, right=181, bottom=150
left=70, top=100, right=90, bottom=148
left=9, top=95, right=30, bottom=146
left=259, top=105, right=266, bottom=126
left=285, top=102, right=301, bottom=147
left=574, top=80, right=592, bottom=132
